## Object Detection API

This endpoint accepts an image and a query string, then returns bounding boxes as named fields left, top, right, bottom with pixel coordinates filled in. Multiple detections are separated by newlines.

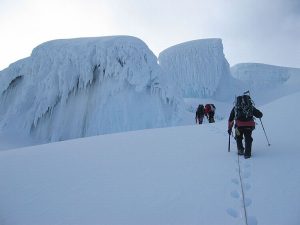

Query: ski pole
left=259, top=118, right=271, bottom=146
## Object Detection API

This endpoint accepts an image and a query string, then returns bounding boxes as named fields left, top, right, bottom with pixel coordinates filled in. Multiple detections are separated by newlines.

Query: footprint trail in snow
left=207, top=125, right=259, bottom=224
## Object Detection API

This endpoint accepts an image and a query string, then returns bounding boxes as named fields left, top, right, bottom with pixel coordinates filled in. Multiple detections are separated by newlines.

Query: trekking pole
left=228, top=133, right=231, bottom=152
left=259, top=118, right=271, bottom=146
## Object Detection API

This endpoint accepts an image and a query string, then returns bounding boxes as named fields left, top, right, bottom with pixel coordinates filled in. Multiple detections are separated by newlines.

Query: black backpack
left=234, top=95, right=254, bottom=120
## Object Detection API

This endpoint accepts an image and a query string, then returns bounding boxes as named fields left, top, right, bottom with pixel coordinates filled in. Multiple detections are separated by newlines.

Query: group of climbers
left=195, top=103, right=216, bottom=124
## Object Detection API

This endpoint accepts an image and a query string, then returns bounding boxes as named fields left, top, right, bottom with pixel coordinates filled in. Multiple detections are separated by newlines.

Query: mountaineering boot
left=244, top=155, right=251, bottom=159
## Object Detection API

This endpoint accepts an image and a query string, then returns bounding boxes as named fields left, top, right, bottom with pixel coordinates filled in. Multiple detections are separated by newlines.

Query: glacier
left=158, top=38, right=237, bottom=101
left=1, top=36, right=300, bottom=144
left=0, top=36, right=184, bottom=142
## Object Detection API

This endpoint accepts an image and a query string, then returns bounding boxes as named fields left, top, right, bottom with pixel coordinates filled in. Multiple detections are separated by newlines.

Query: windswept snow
left=158, top=39, right=236, bottom=100
left=0, top=36, right=184, bottom=142
left=0, top=91, right=299, bottom=225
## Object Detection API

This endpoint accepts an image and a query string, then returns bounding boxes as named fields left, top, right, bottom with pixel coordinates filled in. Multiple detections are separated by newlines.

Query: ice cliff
left=0, top=36, right=183, bottom=142
left=158, top=39, right=235, bottom=100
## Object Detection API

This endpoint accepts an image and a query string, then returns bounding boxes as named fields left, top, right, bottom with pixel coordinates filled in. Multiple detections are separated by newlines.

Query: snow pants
left=196, top=116, right=204, bottom=124
left=235, top=127, right=253, bottom=156
left=208, top=112, right=215, bottom=123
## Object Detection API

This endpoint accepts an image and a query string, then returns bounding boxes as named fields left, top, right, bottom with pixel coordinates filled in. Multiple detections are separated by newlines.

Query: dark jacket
left=228, top=107, right=263, bottom=129
left=195, top=105, right=205, bottom=118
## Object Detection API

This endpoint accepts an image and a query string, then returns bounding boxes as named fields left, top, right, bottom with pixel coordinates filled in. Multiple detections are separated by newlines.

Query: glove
left=228, top=129, right=232, bottom=135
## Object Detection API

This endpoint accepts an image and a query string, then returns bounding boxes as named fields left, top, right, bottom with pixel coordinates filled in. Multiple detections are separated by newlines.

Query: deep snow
left=0, top=91, right=299, bottom=225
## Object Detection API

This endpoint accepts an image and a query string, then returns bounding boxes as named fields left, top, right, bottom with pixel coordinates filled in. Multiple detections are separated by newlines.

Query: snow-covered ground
left=0, top=91, right=299, bottom=225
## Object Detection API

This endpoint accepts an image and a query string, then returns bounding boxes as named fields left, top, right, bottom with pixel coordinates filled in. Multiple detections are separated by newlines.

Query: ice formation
left=1, top=36, right=299, bottom=143
left=158, top=39, right=235, bottom=100
left=0, top=36, right=183, bottom=142
left=231, top=63, right=300, bottom=104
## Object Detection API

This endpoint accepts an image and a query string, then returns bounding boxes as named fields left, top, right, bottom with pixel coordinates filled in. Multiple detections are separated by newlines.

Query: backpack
left=205, top=104, right=215, bottom=113
left=210, top=104, right=216, bottom=112
left=196, top=104, right=205, bottom=116
left=234, top=95, right=254, bottom=120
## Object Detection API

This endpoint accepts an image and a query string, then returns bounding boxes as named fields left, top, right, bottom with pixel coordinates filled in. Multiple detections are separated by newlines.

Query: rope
left=237, top=154, right=249, bottom=225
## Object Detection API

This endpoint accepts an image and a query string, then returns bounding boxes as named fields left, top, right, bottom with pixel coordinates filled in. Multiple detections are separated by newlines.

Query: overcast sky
left=1, top=0, right=299, bottom=70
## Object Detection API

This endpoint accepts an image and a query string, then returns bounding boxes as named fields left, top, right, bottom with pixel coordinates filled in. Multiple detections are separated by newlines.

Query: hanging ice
left=0, top=36, right=184, bottom=142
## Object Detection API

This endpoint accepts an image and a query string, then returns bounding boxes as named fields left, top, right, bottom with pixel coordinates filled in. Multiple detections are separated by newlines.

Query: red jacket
left=205, top=104, right=215, bottom=115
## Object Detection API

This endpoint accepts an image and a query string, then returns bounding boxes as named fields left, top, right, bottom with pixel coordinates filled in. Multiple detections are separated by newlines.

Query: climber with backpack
left=205, top=104, right=216, bottom=123
left=195, top=104, right=205, bottom=124
left=228, top=93, right=263, bottom=159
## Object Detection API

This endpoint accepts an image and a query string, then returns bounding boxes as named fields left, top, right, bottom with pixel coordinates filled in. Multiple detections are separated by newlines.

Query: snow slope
left=0, top=91, right=299, bottom=225
left=158, top=39, right=239, bottom=101
left=231, top=63, right=300, bottom=104
left=0, top=36, right=184, bottom=142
